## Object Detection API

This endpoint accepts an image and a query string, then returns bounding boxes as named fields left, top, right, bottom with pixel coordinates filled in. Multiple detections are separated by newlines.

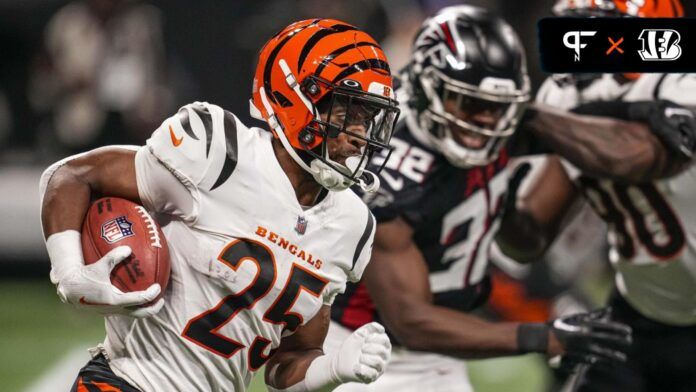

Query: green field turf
left=1, top=279, right=550, bottom=392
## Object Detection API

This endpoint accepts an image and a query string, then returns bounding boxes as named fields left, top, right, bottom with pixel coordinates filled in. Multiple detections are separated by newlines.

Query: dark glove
left=572, top=100, right=696, bottom=162
left=517, top=307, right=632, bottom=373
left=627, top=100, right=696, bottom=161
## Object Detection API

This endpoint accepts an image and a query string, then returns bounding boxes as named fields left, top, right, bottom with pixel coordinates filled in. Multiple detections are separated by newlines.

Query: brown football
left=81, top=197, right=170, bottom=306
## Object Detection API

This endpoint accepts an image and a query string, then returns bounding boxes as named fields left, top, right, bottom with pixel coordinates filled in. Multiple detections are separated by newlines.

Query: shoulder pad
left=147, top=102, right=240, bottom=191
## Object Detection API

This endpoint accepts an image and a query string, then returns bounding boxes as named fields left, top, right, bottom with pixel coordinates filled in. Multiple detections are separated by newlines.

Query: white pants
left=324, top=322, right=474, bottom=392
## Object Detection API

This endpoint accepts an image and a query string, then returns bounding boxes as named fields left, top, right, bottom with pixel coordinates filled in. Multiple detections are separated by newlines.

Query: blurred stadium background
left=4, top=1, right=695, bottom=391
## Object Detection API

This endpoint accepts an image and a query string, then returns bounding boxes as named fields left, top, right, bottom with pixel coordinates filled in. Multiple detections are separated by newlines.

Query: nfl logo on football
left=101, top=216, right=135, bottom=244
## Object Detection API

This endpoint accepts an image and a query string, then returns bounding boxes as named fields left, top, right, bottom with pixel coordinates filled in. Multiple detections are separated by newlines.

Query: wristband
left=46, top=230, right=84, bottom=284
left=304, top=354, right=341, bottom=391
left=517, top=323, right=549, bottom=354
left=266, top=354, right=340, bottom=392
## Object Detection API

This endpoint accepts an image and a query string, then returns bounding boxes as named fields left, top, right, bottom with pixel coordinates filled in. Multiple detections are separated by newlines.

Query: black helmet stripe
left=297, top=23, right=358, bottom=71
left=331, top=59, right=391, bottom=84
left=669, top=0, right=680, bottom=16
left=263, top=19, right=321, bottom=104
left=316, top=42, right=381, bottom=77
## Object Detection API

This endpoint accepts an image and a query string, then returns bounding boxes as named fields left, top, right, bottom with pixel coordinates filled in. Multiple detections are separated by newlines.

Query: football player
left=323, top=4, right=696, bottom=391
left=39, top=19, right=400, bottom=392
left=497, top=1, right=696, bottom=391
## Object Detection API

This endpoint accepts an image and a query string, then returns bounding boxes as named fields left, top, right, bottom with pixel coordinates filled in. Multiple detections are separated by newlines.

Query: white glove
left=47, top=230, right=164, bottom=318
left=304, top=322, right=391, bottom=391
left=330, top=322, right=391, bottom=384
left=266, top=322, right=392, bottom=392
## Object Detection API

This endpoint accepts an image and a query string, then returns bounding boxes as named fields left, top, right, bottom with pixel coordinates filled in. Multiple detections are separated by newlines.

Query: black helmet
left=408, top=5, right=530, bottom=167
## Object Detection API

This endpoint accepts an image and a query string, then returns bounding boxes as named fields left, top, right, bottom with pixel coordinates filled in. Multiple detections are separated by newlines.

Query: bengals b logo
left=638, top=29, right=682, bottom=61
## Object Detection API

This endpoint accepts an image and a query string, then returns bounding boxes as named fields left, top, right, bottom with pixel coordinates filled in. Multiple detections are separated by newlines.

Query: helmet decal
left=414, top=18, right=468, bottom=71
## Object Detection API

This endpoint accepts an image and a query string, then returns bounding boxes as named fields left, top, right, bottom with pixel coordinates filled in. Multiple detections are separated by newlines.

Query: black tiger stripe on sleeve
left=177, top=107, right=199, bottom=141
left=210, top=110, right=239, bottom=191
left=351, top=206, right=375, bottom=271
left=188, top=103, right=215, bottom=158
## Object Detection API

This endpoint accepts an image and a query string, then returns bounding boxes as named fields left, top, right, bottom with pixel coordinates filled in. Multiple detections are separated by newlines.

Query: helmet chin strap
left=357, top=168, right=381, bottom=193
left=251, top=63, right=379, bottom=193
left=310, top=155, right=378, bottom=192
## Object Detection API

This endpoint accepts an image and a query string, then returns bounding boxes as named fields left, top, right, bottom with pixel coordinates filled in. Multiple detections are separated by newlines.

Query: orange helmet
left=250, top=19, right=400, bottom=192
left=553, top=0, right=684, bottom=17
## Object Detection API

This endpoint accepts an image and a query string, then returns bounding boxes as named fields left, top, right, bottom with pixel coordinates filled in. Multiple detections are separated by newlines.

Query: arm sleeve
left=134, top=146, right=197, bottom=222
left=347, top=209, right=376, bottom=283
left=138, top=101, right=238, bottom=221
left=145, top=102, right=219, bottom=189
left=321, top=209, right=376, bottom=305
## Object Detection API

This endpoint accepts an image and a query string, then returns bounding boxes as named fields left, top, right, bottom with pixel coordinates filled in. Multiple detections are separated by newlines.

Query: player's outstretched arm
left=364, top=216, right=630, bottom=370
left=364, top=216, right=521, bottom=358
left=40, top=147, right=162, bottom=317
left=521, top=101, right=694, bottom=182
left=496, top=157, right=578, bottom=263
left=265, top=307, right=390, bottom=391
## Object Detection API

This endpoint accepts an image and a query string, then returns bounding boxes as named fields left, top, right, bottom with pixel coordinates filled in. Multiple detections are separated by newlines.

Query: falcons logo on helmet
left=413, top=17, right=468, bottom=70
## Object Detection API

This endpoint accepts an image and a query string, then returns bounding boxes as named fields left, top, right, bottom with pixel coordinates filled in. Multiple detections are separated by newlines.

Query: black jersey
left=332, top=106, right=511, bottom=330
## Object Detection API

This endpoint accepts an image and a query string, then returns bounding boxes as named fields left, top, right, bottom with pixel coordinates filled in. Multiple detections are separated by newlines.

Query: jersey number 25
left=182, top=239, right=328, bottom=370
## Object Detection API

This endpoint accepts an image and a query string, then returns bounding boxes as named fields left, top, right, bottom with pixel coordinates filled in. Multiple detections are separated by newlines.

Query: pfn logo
left=638, top=29, right=682, bottom=61
left=563, top=31, right=597, bottom=62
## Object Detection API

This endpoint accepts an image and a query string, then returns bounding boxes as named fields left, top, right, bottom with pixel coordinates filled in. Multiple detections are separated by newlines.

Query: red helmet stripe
left=439, top=21, right=458, bottom=56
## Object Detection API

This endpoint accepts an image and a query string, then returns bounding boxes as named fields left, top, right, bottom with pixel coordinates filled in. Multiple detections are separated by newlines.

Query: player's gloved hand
left=303, top=322, right=391, bottom=390
left=518, top=308, right=632, bottom=373
left=572, top=100, right=696, bottom=161
left=628, top=100, right=696, bottom=161
left=47, top=230, right=164, bottom=318
left=332, top=322, right=392, bottom=384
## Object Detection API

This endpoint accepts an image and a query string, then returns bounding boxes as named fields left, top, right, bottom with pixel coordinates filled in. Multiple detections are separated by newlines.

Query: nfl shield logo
left=295, top=216, right=308, bottom=235
left=101, top=216, right=135, bottom=244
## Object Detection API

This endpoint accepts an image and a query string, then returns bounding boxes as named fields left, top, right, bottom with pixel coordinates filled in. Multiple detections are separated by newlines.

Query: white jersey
left=103, top=102, right=376, bottom=391
left=538, top=74, right=696, bottom=325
